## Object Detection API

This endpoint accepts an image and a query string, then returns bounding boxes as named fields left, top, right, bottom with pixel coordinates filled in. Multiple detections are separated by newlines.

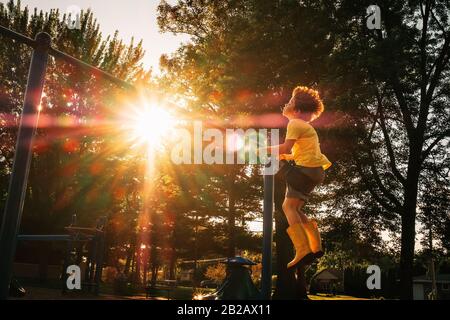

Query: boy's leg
left=284, top=182, right=310, bottom=224
left=282, top=197, right=303, bottom=225
left=296, top=201, right=309, bottom=224
left=282, top=197, right=310, bottom=225
left=297, top=202, right=324, bottom=257
left=283, top=197, right=315, bottom=268
left=285, top=195, right=323, bottom=259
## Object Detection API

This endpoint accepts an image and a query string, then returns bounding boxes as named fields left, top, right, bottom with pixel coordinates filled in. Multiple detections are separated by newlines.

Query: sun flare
left=122, top=103, right=177, bottom=149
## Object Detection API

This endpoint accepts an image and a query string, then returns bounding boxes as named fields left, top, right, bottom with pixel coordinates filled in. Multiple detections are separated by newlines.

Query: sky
left=18, top=0, right=190, bottom=73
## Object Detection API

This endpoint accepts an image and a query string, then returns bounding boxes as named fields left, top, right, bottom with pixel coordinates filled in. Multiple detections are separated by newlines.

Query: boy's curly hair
left=291, top=86, right=324, bottom=121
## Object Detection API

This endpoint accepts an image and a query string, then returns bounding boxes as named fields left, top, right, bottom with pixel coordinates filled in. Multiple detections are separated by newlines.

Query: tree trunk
left=124, top=243, right=134, bottom=275
left=296, top=265, right=309, bottom=299
left=227, top=171, right=236, bottom=257
left=193, top=214, right=199, bottom=286
left=169, top=248, right=176, bottom=280
left=143, top=249, right=148, bottom=285
left=131, top=252, right=136, bottom=278
left=400, top=211, right=415, bottom=299
left=135, top=248, right=141, bottom=284
left=151, top=264, right=158, bottom=285
left=399, top=147, right=421, bottom=300
left=169, top=224, right=177, bottom=280
left=272, top=176, right=305, bottom=299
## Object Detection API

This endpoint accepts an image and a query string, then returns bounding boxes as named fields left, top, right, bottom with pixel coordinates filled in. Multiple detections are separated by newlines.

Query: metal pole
left=261, top=162, right=274, bottom=300
left=94, top=232, right=105, bottom=295
left=0, top=32, right=51, bottom=299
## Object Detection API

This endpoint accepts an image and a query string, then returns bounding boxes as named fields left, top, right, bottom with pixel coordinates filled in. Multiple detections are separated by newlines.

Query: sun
left=122, top=103, right=177, bottom=149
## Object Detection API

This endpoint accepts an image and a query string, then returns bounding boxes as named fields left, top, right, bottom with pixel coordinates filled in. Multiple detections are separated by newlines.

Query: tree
left=323, top=0, right=450, bottom=299
left=0, top=1, right=268, bottom=291
left=156, top=0, right=337, bottom=298
left=157, top=0, right=450, bottom=300
left=157, top=1, right=268, bottom=258
left=157, top=0, right=348, bottom=299
left=0, top=0, right=150, bottom=271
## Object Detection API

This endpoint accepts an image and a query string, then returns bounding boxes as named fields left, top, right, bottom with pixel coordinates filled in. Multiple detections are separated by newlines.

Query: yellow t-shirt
left=281, top=119, right=332, bottom=170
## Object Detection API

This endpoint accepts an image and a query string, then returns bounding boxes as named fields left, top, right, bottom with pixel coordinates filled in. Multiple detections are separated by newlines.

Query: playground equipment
left=16, top=214, right=106, bottom=295
left=262, top=164, right=274, bottom=299
left=198, top=256, right=260, bottom=300
left=0, top=25, right=275, bottom=300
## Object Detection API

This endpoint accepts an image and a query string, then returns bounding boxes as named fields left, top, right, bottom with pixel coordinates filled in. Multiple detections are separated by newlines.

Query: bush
left=204, top=263, right=226, bottom=283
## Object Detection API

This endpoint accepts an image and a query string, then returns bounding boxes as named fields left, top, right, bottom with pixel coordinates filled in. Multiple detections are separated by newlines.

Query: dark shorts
left=283, top=163, right=325, bottom=201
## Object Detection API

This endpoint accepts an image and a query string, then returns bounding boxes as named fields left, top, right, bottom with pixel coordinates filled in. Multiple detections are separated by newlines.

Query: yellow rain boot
left=286, top=223, right=314, bottom=268
left=303, top=220, right=324, bottom=259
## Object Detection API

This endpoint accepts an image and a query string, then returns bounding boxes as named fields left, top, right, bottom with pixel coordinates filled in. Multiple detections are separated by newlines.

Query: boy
left=263, top=86, right=331, bottom=268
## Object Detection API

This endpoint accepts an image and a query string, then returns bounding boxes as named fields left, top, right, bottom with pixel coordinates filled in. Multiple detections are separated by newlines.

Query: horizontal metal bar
left=17, top=235, right=71, bottom=241
left=0, top=24, right=135, bottom=91
left=48, top=47, right=136, bottom=91
left=0, top=25, right=197, bottom=117
left=17, top=234, right=93, bottom=241
left=0, top=24, right=36, bottom=48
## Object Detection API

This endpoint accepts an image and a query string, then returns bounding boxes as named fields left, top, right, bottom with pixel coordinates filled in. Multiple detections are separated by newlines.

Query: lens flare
left=122, top=103, right=177, bottom=149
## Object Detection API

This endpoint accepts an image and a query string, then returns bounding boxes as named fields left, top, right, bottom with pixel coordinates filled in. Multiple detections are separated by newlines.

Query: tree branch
left=419, top=0, right=431, bottom=95
left=356, top=114, right=404, bottom=212
left=354, top=155, right=402, bottom=214
left=389, top=74, right=416, bottom=139
left=421, top=128, right=450, bottom=163
left=369, top=12, right=416, bottom=139
left=374, top=89, right=407, bottom=187
left=421, top=19, right=450, bottom=136
left=429, top=6, right=448, bottom=35
left=366, top=146, right=404, bottom=211
left=419, top=41, right=450, bottom=141
left=426, top=35, right=450, bottom=101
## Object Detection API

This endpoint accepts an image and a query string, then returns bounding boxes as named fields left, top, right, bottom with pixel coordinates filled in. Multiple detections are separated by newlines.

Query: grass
left=309, top=293, right=370, bottom=300
left=14, top=286, right=375, bottom=300
left=12, top=284, right=216, bottom=300
left=14, top=278, right=372, bottom=300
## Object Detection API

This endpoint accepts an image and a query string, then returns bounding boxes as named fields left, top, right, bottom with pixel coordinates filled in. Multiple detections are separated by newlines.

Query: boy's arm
left=260, top=139, right=296, bottom=155
left=258, top=120, right=302, bottom=156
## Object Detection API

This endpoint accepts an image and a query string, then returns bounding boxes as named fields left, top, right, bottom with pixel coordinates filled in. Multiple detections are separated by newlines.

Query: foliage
left=157, top=0, right=450, bottom=299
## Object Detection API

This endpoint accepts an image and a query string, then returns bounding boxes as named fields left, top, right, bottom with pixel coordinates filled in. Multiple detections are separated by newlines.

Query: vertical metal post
left=94, top=216, right=106, bottom=294
left=94, top=233, right=105, bottom=295
left=261, top=162, right=274, bottom=300
left=0, top=32, right=51, bottom=299
left=85, top=239, right=93, bottom=289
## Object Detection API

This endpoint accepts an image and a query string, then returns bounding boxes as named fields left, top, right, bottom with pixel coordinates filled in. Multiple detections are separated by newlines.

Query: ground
left=10, top=286, right=372, bottom=300
left=309, top=293, right=370, bottom=300
left=10, top=286, right=160, bottom=300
